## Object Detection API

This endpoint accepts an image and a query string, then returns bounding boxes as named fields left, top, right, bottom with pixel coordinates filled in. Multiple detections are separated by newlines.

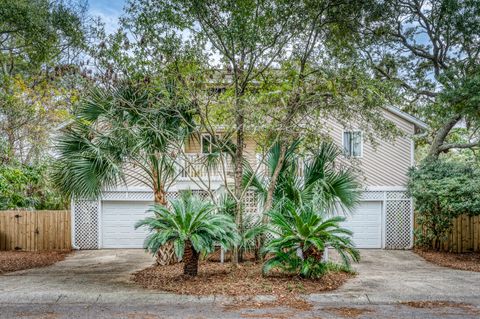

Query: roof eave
left=385, top=106, right=429, bottom=131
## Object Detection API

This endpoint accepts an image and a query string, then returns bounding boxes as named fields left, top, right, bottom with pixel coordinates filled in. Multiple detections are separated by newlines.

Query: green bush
left=0, top=162, right=67, bottom=210
left=262, top=200, right=359, bottom=279
left=408, top=159, right=480, bottom=249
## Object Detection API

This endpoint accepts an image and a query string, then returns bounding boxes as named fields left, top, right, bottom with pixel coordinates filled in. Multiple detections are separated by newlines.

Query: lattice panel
left=243, top=190, right=259, bottom=216
left=73, top=200, right=99, bottom=249
left=102, top=191, right=154, bottom=201
left=385, top=200, right=412, bottom=249
left=386, top=191, right=410, bottom=200
left=361, top=191, right=385, bottom=200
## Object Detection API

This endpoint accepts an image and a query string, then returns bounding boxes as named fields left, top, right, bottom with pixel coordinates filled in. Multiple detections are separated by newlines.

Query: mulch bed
left=0, top=250, right=70, bottom=274
left=415, top=249, right=480, bottom=272
left=133, top=260, right=354, bottom=296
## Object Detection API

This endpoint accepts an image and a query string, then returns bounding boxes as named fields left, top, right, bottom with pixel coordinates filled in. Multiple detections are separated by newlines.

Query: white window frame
left=200, top=133, right=220, bottom=154
left=342, top=130, right=363, bottom=158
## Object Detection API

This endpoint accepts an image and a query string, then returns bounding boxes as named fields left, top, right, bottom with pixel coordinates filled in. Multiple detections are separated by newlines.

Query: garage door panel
left=101, top=201, right=153, bottom=248
left=339, top=201, right=382, bottom=248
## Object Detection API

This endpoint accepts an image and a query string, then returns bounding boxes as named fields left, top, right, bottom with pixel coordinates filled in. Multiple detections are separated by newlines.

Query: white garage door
left=101, top=201, right=154, bottom=248
left=340, top=201, right=383, bottom=248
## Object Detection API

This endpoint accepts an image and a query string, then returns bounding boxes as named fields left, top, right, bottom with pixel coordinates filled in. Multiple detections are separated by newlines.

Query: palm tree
left=135, top=192, right=239, bottom=276
left=263, top=200, right=360, bottom=278
left=244, top=140, right=360, bottom=214
left=54, top=79, right=194, bottom=264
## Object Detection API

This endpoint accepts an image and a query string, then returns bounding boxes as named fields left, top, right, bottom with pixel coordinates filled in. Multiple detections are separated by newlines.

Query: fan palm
left=135, top=193, right=239, bottom=276
left=263, top=200, right=360, bottom=278
left=53, top=79, right=194, bottom=204
left=244, top=140, right=360, bottom=214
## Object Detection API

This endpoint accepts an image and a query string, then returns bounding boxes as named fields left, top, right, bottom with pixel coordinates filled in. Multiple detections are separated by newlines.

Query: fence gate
left=0, top=210, right=71, bottom=251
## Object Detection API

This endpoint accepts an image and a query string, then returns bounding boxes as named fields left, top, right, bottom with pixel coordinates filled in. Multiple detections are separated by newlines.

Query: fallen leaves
left=323, top=307, right=372, bottom=318
left=415, top=249, right=480, bottom=272
left=132, top=260, right=353, bottom=296
left=0, top=251, right=70, bottom=274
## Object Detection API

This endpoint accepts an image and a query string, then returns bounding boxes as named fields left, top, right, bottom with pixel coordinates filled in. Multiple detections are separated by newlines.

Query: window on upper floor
left=343, top=131, right=363, bottom=157
left=201, top=134, right=220, bottom=154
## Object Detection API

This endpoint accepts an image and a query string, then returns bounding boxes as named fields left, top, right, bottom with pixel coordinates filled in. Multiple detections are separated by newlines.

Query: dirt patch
left=400, top=301, right=479, bottom=315
left=222, top=295, right=314, bottom=319
left=415, top=249, right=480, bottom=272
left=0, top=251, right=70, bottom=274
left=133, top=261, right=353, bottom=296
left=240, top=312, right=293, bottom=319
left=223, top=295, right=313, bottom=312
left=323, top=307, right=372, bottom=318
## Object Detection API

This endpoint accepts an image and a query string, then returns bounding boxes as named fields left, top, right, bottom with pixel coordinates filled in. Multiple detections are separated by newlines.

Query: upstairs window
left=201, top=134, right=220, bottom=154
left=343, top=131, right=362, bottom=157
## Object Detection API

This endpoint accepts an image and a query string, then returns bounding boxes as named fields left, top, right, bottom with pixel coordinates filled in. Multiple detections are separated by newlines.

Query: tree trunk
left=183, top=240, right=199, bottom=276
left=263, top=143, right=288, bottom=217
left=427, top=114, right=461, bottom=159
left=303, top=246, right=324, bottom=262
left=233, top=97, right=245, bottom=264
left=256, top=144, right=288, bottom=261
left=153, top=182, right=176, bottom=265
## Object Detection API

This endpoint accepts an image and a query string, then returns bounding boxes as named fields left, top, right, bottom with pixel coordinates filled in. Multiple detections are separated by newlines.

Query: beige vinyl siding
left=327, top=109, right=414, bottom=187
left=117, top=109, right=415, bottom=189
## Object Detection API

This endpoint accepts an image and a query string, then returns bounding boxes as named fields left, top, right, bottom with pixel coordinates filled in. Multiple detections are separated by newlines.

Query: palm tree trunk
left=154, top=183, right=176, bottom=265
left=303, top=246, right=324, bottom=262
left=183, top=240, right=199, bottom=276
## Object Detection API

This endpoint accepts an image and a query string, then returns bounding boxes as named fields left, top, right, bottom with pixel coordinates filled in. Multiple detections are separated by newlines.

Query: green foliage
left=245, top=140, right=361, bottom=212
left=135, top=192, right=239, bottom=259
left=408, top=159, right=480, bottom=248
left=263, top=201, right=359, bottom=278
left=53, top=79, right=195, bottom=199
left=217, top=193, right=268, bottom=255
left=361, top=0, right=480, bottom=158
left=0, top=0, right=89, bottom=76
left=0, top=161, right=67, bottom=210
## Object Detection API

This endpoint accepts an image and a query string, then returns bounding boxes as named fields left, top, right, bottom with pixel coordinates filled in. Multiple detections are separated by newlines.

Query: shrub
left=262, top=200, right=359, bottom=278
left=408, top=159, right=480, bottom=249
left=0, top=162, right=67, bottom=210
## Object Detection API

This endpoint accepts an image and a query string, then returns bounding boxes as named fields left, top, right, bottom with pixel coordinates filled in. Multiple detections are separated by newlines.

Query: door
left=101, top=201, right=154, bottom=248
left=340, top=201, right=383, bottom=248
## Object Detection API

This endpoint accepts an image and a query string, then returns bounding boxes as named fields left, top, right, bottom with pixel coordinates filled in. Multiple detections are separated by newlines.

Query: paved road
left=1, top=249, right=480, bottom=318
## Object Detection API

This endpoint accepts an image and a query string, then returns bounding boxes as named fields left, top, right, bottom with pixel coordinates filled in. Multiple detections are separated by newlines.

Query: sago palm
left=135, top=193, right=239, bottom=276
left=263, top=200, right=360, bottom=278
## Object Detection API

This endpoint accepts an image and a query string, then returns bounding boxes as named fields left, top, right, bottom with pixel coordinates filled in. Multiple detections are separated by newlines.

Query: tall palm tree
left=136, top=192, right=239, bottom=276
left=54, top=79, right=194, bottom=264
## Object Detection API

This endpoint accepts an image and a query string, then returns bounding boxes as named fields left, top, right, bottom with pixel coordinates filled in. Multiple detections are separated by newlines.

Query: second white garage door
left=101, top=201, right=154, bottom=248
left=340, top=201, right=383, bottom=248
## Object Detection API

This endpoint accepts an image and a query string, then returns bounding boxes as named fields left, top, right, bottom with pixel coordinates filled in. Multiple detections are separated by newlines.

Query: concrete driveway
left=1, top=249, right=480, bottom=318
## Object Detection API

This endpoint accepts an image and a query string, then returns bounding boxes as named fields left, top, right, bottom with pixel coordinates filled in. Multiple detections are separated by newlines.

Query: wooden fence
left=415, top=213, right=480, bottom=253
left=0, top=210, right=71, bottom=251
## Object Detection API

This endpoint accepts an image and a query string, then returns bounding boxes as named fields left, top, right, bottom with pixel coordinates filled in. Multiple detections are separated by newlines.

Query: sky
left=88, top=0, right=125, bottom=34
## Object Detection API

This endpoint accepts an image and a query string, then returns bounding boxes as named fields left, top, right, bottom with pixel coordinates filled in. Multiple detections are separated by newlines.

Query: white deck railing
left=177, top=153, right=234, bottom=180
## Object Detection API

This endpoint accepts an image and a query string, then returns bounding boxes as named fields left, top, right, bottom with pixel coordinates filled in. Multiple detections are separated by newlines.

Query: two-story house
left=71, top=106, right=426, bottom=251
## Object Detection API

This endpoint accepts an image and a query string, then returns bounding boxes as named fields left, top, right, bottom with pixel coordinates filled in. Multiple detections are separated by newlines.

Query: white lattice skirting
left=72, top=190, right=413, bottom=250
